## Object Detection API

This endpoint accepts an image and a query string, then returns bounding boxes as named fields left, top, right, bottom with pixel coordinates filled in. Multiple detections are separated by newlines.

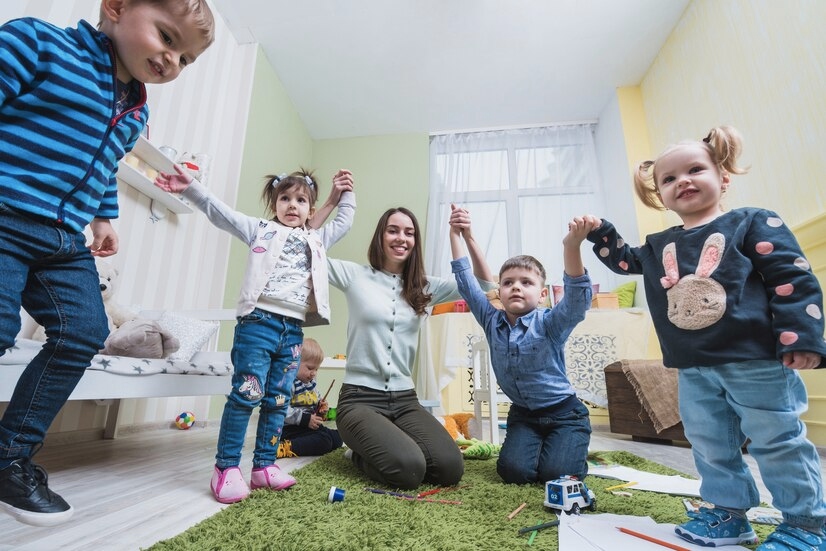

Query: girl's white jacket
left=182, top=179, right=355, bottom=326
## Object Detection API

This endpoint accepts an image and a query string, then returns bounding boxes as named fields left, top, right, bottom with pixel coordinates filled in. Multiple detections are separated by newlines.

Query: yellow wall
left=795, top=214, right=826, bottom=444
left=641, top=0, right=826, bottom=228
left=624, top=0, right=826, bottom=443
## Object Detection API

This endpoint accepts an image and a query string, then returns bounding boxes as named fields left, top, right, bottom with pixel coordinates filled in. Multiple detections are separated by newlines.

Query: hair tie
left=304, top=175, right=316, bottom=188
left=271, top=173, right=287, bottom=188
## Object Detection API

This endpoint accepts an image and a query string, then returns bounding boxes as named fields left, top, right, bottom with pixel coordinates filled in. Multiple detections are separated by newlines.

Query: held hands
left=154, top=164, right=194, bottom=193
left=564, top=215, right=602, bottom=248
left=449, top=203, right=473, bottom=238
left=324, top=169, right=354, bottom=207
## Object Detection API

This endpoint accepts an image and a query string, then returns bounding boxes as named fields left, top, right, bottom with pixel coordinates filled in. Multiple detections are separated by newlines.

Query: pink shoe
left=210, top=466, right=250, bottom=504
left=250, top=464, right=296, bottom=491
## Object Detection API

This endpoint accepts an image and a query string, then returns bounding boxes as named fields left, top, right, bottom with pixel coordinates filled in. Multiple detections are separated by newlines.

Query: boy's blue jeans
left=497, top=399, right=591, bottom=484
left=0, top=204, right=109, bottom=467
left=215, top=309, right=303, bottom=469
left=679, top=360, right=826, bottom=532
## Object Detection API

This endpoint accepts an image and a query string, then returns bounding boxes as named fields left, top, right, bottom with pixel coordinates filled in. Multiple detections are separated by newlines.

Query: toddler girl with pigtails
left=583, top=126, right=826, bottom=550
left=156, top=164, right=355, bottom=503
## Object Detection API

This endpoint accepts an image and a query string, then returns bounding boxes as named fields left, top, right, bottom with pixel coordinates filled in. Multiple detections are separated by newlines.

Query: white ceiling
left=210, top=1, right=690, bottom=140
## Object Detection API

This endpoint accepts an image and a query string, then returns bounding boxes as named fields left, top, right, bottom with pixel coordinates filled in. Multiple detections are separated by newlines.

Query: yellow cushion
left=611, top=281, right=637, bottom=308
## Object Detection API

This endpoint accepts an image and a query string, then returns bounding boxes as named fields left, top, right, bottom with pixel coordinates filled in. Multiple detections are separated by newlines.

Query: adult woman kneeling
left=328, top=207, right=493, bottom=489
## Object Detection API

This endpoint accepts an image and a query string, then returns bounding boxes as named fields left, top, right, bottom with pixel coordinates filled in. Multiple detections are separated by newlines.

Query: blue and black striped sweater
left=0, top=18, right=148, bottom=232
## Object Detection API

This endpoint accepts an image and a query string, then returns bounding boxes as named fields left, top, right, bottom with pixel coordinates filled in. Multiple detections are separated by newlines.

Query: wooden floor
left=0, top=423, right=822, bottom=550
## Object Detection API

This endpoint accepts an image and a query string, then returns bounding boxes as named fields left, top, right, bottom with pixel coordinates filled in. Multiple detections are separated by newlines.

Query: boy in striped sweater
left=0, top=0, right=214, bottom=527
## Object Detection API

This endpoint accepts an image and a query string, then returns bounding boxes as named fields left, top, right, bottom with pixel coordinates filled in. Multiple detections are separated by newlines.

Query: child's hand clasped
left=328, top=169, right=354, bottom=204
left=449, top=203, right=471, bottom=236
left=564, top=215, right=601, bottom=247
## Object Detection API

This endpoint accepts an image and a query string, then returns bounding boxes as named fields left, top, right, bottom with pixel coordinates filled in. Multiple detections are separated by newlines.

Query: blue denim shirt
left=451, top=256, right=592, bottom=410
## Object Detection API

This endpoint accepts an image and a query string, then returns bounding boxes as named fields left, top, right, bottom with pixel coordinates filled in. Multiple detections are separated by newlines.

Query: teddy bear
left=436, top=413, right=501, bottom=459
left=96, top=259, right=139, bottom=330
left=436, top=412, right=478, bottom=440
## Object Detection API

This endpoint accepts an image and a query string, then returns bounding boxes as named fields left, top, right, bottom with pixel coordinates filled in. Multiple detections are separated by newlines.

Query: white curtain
left=425, top=124, right=617, bottom=290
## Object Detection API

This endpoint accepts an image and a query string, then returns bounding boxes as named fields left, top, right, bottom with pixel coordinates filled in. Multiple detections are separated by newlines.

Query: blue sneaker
left=675, top=506, right=759, bottom=547
left=757, top=523, right=826, bottom=550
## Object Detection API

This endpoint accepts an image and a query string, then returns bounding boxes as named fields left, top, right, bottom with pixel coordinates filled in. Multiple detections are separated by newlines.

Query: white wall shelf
left=117, top=136, right=193, bottom=214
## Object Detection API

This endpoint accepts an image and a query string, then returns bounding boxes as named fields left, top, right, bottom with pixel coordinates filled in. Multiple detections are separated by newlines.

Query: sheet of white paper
left=558, top=513, right=751, bottom=551
left=588, top=464, right=701, bottom=497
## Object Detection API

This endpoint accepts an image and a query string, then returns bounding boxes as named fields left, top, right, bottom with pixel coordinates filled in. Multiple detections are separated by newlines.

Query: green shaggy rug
left=148, top=450, right=771, bottom=551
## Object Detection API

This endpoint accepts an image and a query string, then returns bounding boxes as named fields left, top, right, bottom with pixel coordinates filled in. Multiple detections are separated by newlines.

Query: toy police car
left=544, top=475, right=597, bottom=515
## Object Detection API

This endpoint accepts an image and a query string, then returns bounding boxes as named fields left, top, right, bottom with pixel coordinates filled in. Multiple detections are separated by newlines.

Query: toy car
left=544, top=475, right=597, bottom=515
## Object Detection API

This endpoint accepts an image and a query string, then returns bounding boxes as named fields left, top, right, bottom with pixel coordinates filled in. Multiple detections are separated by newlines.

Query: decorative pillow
left=611, top=281, right=637, bottom=308
left=157, top=312, right=219, bottom=361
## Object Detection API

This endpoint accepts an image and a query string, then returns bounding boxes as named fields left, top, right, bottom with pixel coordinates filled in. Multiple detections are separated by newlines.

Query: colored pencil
left=617, top=526, right=690, bottom=551
left=364, top=487, right=461, bottom=504
left=517, top=519, right=560, bottom=534
left=507, top=502, right=527, bottom=520
left=526, top=518, right=542, bottom=545
left=313, top=379, right=335, bottom=414
left=604, top=481, right=638, bottom=491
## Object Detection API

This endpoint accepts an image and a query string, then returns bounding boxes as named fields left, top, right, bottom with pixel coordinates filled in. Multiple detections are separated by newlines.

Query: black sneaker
left=0, top=458, right=73, bottom=526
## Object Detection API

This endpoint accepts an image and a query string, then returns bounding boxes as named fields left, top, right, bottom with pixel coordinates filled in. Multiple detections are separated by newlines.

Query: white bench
left=1, top=310, right=236, bottom=438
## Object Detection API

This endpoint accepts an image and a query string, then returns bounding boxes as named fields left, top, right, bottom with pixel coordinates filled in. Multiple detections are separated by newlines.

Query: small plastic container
left=328, top=486, right=345, bottom=503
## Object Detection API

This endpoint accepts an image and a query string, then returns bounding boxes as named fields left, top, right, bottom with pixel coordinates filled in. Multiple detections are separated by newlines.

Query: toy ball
left=175, top=411, right=195, bottom=430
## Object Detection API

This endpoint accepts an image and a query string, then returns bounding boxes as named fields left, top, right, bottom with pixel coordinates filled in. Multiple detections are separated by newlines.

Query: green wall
left=221, top=47, right=313, bottom=318
left=211, top=47, right=314, bottom=418
left=305, top=134, right=430, bottom=356
left=220, top=45, right=429, bottom=362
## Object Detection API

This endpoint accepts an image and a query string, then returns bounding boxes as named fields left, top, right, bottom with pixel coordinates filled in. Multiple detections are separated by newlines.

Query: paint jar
left=328, top=486, right=346, bottom=503
left=326, top=407, right=337, bottom=421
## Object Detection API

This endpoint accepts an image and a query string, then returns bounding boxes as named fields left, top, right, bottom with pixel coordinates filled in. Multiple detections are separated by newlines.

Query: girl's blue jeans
left=679, top=360, right=826, bottom=532
left=0, top=204, right=109, bottom=467
left=215, top=309, right=303, bottom=469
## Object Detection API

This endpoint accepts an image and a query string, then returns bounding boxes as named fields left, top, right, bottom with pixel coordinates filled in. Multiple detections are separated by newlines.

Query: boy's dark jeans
left=0, top=203, right=109, bottom=466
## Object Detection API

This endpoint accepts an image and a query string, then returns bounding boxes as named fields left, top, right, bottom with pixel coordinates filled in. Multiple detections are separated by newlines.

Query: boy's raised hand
left=154, top=163, right=194, bottom=193
left=449, top=203, right=470, bottom=236
left=564, top=215, right=601, bottom=247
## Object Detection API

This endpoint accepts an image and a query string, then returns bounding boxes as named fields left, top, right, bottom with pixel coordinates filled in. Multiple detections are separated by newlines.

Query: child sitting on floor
left=278, top=338, right=343, bottom=458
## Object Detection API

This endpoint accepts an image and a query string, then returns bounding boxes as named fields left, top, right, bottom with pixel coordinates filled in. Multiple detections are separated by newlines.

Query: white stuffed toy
left=96, top=258, right=138, bottom=330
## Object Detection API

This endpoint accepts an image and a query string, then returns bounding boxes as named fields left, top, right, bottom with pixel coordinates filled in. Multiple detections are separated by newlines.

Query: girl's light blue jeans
left=0, top=203, right=109, bottom=467
left=679, top=360, right=826, bottom=532
left=215, top=308, right=303, bottom=469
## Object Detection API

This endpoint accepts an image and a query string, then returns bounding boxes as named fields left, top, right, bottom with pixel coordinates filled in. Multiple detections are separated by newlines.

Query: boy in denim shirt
left=449, top=205, right=597, bottom=484
left=0, top=0, right=214, bottom=526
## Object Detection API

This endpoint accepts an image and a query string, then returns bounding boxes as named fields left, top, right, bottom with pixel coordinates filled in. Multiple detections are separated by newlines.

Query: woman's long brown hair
left=367, top=207, right=432, bottom=315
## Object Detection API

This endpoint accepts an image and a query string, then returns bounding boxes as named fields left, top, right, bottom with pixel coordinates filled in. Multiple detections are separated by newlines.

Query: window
left=425, top=124, right=610, bottom=287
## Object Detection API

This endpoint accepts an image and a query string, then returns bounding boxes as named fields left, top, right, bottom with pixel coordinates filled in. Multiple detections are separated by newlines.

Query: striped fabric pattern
left=0, top=18, right=148, bottom=232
